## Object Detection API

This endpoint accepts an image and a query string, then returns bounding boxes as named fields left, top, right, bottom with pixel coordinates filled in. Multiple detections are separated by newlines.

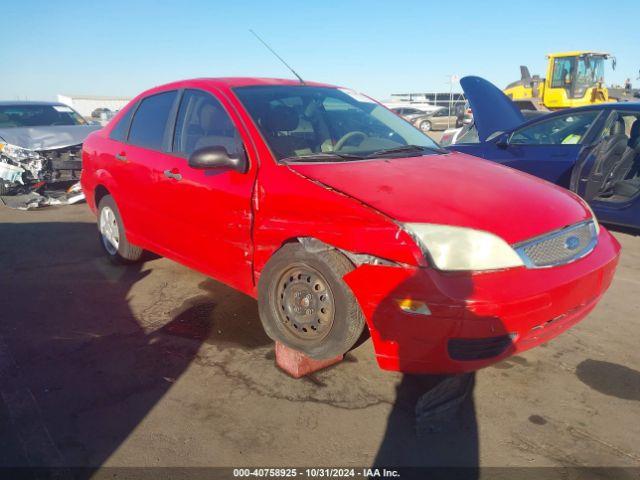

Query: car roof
left=551, top=102, right=640, bottom=113
left=157, top=77, right=335, bottom=90
left=509, top=102, right=640, bottom=131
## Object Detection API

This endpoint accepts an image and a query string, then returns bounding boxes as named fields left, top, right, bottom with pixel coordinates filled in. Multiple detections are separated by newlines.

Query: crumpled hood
left=288, top=153, right=591, bottom=244
left=0, top=125, right=101, bottom=151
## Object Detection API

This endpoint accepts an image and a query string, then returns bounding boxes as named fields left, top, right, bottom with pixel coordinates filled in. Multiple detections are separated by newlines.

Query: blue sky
left=3, top=0, right=639, bottom=101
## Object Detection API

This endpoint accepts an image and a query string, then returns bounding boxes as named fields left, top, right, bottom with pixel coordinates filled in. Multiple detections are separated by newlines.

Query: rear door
left=120, top=90, right=181, bottom=250
left=158, top=88, right=255, bottom=293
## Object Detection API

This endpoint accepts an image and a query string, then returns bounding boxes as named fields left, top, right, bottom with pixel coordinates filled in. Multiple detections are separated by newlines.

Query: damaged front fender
left=297, top=237, right=401, bottom=267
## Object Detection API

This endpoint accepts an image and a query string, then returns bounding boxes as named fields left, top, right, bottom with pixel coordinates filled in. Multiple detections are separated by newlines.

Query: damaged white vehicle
left=0, top=101, right=101, bottom=197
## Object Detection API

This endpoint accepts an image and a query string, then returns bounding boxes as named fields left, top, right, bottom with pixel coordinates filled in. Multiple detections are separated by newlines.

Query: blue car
left=448, top=76, right=640, bottom=230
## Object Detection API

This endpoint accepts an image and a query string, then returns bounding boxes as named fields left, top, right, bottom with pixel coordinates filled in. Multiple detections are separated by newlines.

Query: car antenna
left=249, top=29, right=306, bottom=85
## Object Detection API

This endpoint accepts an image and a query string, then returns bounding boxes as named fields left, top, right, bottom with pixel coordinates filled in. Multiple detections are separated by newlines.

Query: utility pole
left=446, top=75, right=459, bottom=129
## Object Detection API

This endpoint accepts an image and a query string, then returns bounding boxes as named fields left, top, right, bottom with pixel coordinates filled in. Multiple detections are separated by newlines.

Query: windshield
left=551, top=55, right=607, bottom=99
left=574, top=56, right=605, bottom=92
left=0, top=104, right=87, bottom=128
left=233, top=86, right=441, bottom=161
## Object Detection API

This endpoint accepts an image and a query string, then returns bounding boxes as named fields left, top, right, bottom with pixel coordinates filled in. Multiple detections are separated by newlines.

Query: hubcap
left=276, top=266, right=335, bottom=340
left=421, top=121, right=431, bottom=132
left=99, top=206, right=119, bottom=255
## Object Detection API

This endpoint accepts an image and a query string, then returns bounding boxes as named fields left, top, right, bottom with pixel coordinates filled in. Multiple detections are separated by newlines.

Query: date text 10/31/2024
left=232, top=468, right=400, bottom=478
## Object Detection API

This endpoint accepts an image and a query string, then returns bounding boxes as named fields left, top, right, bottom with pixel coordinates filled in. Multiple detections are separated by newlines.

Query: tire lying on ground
left=97, top=194, right=143, bottom=264
left=258, top=243, right=366, bottom=359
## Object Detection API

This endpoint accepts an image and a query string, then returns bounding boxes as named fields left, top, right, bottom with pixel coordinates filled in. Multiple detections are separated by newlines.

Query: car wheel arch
left=259, top=236, right=400, bottom=275
left=94, top=184, right=111, bottom=208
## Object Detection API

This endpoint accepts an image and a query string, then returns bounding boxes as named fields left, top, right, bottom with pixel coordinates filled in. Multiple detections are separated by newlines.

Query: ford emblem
left=565, top=236, right=580, bottom=251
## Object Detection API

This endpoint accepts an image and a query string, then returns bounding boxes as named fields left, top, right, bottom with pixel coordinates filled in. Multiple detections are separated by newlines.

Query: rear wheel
left=419, top=120, right=432, bottom=132
left=258, top=243, right=366, bottom=359
left=97, top=195, right=143, bottom=263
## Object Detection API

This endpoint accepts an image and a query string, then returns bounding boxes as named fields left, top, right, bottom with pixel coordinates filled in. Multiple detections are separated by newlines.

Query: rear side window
left=109, top=106, right=135, bottom=142
left=128, top=91, right=177, bottom=150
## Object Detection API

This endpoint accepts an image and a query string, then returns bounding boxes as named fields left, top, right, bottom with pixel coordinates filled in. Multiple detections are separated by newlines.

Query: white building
left=56, top=94, right=131, bottom=118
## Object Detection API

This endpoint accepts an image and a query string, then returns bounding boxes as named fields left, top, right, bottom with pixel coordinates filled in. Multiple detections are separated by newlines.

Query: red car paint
left=81, top=78, right=621, bottom=373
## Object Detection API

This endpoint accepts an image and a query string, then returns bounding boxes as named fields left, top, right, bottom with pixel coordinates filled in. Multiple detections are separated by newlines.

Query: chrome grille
left=514, top=221, right=598, bottom=268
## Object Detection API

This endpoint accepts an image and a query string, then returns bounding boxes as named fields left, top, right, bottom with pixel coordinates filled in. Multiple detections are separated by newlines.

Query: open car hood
left=288, top=153, right=590, bottom=245
left=0, top=125, right=101, bottom=151
left=460, top=76, right=525, bottom=142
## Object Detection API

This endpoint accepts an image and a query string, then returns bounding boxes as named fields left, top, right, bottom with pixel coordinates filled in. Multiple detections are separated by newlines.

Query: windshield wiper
left=282, top=152, right=365, bottom=163
left=366, top=144, right=448, bottom=158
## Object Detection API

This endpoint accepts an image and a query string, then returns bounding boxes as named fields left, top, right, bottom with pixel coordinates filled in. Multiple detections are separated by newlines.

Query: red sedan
left=80, top=78, right=620, bottom=373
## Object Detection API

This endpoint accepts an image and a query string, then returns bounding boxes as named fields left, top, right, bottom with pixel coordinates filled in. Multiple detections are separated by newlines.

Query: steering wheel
left=334, top=131, right=367, bottom=151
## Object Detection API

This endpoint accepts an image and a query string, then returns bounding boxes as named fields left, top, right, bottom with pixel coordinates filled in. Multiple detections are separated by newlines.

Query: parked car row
left=391, top=106, right=463, bottom=132
left=80, top=77, right=620, bottom=374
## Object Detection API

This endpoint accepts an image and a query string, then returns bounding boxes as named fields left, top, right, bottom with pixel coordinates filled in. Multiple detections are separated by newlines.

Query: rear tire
left=258, top=243, right=366, bottom=360
left=97, top=195, right=143, bottom=264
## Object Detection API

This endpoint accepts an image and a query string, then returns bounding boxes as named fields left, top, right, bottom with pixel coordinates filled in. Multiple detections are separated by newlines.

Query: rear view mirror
left=188, top=145, right=246, bottom=172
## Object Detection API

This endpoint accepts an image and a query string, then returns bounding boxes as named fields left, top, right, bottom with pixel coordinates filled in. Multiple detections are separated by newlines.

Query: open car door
left=569, top=109, right=640, bottom=229
left=570, top=142, right=604, bottom=202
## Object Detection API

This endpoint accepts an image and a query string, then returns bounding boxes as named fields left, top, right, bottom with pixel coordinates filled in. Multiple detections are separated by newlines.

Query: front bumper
left=343, top=228, right=620, bottom=374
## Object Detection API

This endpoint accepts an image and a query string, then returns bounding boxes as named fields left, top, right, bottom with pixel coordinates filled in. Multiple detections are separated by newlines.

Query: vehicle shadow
left=0, top=219, right=209, bottom=476
left=370, top=272, right=508, bottom=479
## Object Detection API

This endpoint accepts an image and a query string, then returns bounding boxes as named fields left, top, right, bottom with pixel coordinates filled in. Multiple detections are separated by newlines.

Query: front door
left=483, top=110, right=603, bottom=187
left=157, top=88, right=256, bottom=293
left=572, top=109, right=640, bottom=227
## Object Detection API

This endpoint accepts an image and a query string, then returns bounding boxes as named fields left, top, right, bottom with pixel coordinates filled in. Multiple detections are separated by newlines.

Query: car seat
left=595, top=118, right=629, bottom=183
left=193, top=103, right=241, bottom=155
left=602, top=119, right=640, bottom=195
left=264, top=105, right=311, bottom=159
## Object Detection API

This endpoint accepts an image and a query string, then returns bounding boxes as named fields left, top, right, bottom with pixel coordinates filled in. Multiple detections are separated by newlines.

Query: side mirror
left=495, top=133, right=510, bottom=149
left=188, top=145, right=246, bottom=172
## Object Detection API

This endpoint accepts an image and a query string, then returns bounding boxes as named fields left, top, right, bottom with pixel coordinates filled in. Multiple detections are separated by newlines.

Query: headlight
left=0, top=143, right=44, bottom=180
left=403, top=223, right=524, bottom=271
left=581, top=200, right=600, bottom=235
left=0, top=143, right=42, bottom=162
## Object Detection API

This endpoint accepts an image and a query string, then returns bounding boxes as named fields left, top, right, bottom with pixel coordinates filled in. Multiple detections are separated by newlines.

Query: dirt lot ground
left=0, top=204, right=639, bottom=475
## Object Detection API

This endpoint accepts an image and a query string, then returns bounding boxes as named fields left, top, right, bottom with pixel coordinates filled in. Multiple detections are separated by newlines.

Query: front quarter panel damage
left=252, top=162, right=425, bottom=288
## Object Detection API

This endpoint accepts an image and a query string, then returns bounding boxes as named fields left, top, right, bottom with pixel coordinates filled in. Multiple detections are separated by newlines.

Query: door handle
left=115, top=152, right=128, bottom=162
left=163, top=169, right=183, bottom=181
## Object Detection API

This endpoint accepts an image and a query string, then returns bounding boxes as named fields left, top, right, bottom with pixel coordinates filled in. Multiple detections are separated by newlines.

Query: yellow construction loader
left=504, top=51, right=616, bottom=110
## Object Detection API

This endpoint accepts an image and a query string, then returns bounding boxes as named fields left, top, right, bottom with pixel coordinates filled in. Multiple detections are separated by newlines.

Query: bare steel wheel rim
left=275, top=265, right=335, bottom=341
left=99, top=206, right=120, bottom=256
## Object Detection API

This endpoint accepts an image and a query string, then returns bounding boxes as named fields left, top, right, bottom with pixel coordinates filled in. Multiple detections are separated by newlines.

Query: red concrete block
left=274, top=342, right=343, bottom=378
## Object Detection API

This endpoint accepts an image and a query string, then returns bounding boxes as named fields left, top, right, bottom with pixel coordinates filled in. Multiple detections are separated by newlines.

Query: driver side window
left=509, top=111, right=599, bottom=146
left=172, top=89, right=243, bottom=158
